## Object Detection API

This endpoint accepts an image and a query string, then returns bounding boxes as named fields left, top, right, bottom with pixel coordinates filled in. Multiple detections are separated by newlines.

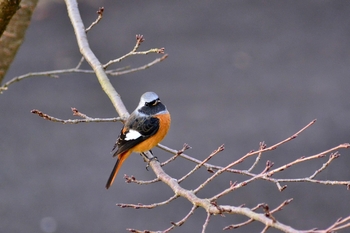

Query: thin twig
left=202, top=213, right=211, bottom=233
left=0, top=64, right=138, bottom=93
left=270, top=198, right=293, bottom=214
left=124, top=174, right=160, bottom=185
left=261, top=225, right=270, bottom=233
left=178, top=145, right=224, bottom=183
left=191, top=120, right=318, bottom=193
left=1, top=69, right=75, bottom=92
left=117, top=194, right=178, bottom=209
left=309, top=152, right=339, bottom=179
left=103, top=34, right=165, bottom=69
left=161, top=143, right=191, bottom=167
left=329, top=216, right=350, bottom=232
left=0, top=54, right=165, bottom=94
left=75, top=57, right=85, bottom=69
left=163, top=205, right=198, bottom=233
left=209, top=144, right=350, bottom=200
left=247, top=141, right=266, bottom=172
left=252, top=203, right=266, bottom=211
left=223, top=218, right=254, bottom=230
left=265, top=145, right=349, bottom=177
left=31, top=109, right=121, bottom=124
left=159, top=147, right=350, bottom=191
left=110, top=54, right=168, bottom=76
left=161, top=120, right=317, bottom=170
left=159, top=141, right=350, bottom=192
left=304, top=216, right=350, bottom=233
left=209, top=168, right=263, bottom=201
left=223, top=200, right=292, bottom=231
left=85, top=7, right=104, bottom=32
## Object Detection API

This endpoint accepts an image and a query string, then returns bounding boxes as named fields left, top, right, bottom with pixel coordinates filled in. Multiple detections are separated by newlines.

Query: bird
left=106, top=92, right=171, bottom=189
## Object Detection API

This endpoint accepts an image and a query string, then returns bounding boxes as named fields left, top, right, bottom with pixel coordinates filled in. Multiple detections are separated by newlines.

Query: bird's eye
left=145, top=98, right=160, bottom=107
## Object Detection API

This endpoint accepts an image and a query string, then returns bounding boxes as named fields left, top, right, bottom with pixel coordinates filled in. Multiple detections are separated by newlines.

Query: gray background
left=1, top=1, right=350, bottom=232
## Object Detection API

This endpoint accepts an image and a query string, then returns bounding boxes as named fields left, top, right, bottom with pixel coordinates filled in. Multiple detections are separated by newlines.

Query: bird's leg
left=140, top=151, right=158, bottom=171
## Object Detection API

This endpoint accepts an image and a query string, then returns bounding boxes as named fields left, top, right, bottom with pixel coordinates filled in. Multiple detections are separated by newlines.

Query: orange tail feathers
left=105, top=151, right=131, bottom=189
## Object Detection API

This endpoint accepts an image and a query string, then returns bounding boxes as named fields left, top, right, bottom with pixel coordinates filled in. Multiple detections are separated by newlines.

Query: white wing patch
left=124, top=129, right=142, bottom=141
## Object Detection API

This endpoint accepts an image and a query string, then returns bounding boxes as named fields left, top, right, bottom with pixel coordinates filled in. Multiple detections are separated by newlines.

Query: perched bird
left=106, top=92, right=171, bottom=189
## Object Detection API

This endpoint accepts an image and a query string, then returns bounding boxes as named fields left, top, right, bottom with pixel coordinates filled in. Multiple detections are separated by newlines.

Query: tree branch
left=27, top=2, right=350, bottom=232
left=64, top=0, right=128, bottom=118
left=0, top=0, right=21, bottom=37
left=0, top=0, right=38, bottom=82
left=31, top=108, right=121, bottom=124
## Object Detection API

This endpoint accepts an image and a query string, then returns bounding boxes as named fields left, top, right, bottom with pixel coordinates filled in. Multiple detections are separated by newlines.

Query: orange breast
left=132, top=112, right=171, bottom=153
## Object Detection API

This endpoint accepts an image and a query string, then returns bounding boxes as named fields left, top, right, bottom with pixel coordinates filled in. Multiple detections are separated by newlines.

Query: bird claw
left=145, top=156, right=158, bottom=171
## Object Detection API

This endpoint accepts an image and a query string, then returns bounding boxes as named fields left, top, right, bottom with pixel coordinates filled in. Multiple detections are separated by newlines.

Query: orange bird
left=106, top=92, right=171, bottom=189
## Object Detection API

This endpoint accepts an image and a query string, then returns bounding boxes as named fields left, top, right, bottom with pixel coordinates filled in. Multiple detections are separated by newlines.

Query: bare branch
left=23, top=2, right=349, bottom=232
left=117, top=194, right=178, bottom=210
left=304, top=216, right=350, bottom=233
left=0, top=0, right=38, bottom=82
left=65, top=0, right=129, bottom=118
left=270, top=198, right=293, bottom=214
left=261, top=225, right=270, bottom=233
left=0, top=0, right=20, bottom=37
left=1, top=68, right=72, bottom=93
left=31, top=109, right=121, bottom=124
left=124, top=174, right=160, bottom=185
left=109, top=54, right=168, bottom=76
left=103, top=34, right=165, bottom=69
left=265, top=144, right=350, bottom=177
left=247, top=141, right=266, bottom=172
left=159, top=120, right=350, bottom=195
left=146, top=120, right=349, bottom=232
left=163, top=205, right=197, bottom=233
left=159, top=120, right=316, bottom=171
left=85, top=7, right=104, bottom=33
left=223, top=218, right=254, bottom=230
left=202, top=213, right=211, bottom=233
left=0, top=46, right=166, bottom=94
left=0, top=65, right=133, bottom=93
left=308, top=152, right=339, bottom=179
left=178, top=144, right=224, bottom=183
left=328, top=216, right=350, bottom=232
left=142, top=155, right=309, bottom=233
left=161, top=143, right=191, bottom=167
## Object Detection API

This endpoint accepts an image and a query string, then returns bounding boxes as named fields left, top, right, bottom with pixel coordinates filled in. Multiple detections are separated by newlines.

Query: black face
left=145, top=98, right=160, bottom=107
left=139, top=98, right=166, bottom=115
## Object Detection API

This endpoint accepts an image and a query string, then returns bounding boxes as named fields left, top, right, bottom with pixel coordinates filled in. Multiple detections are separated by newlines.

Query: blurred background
left=1, top=0, right=350, bottom=232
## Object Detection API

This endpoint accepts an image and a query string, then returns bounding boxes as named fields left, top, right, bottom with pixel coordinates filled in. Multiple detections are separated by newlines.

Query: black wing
left=112, top=116, right=160, bottom=157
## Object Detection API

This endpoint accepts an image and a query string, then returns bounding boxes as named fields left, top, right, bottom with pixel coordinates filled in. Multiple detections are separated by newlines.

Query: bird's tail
left=105, top=151, right=131, bottom=189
